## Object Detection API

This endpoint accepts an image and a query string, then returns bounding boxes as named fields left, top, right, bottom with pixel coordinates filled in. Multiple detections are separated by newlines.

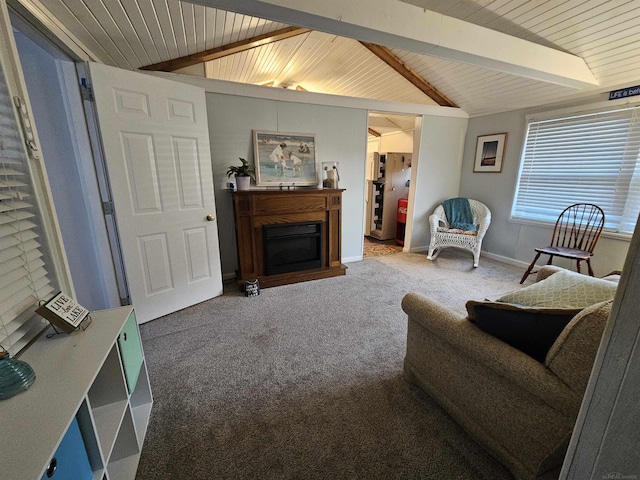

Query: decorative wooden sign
left=36, top=292, right=90, bottom=333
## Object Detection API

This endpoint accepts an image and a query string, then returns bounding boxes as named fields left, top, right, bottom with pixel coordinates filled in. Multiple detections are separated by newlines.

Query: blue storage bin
left=41, top=417, right=92, bottom=480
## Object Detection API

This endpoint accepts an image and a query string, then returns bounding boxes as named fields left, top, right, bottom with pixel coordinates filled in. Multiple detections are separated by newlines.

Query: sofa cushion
left=466, top=300, right=581, bottom=362
left=437, top=227, right=477, bottom=236
left=545, top=300, right=612, bottom=392
left=497, top=270, right=617, bottom=309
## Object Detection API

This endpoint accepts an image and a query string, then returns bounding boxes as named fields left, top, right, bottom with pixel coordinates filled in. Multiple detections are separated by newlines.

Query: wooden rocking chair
left=520, top=203, right=605, bottom=284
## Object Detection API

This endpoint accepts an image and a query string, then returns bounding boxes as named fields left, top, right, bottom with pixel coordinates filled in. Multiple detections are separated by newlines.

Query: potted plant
left=227, top=157, right=255, bottom=191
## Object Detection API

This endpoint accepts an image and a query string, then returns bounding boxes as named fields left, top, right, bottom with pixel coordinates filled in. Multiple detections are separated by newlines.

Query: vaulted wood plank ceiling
left=17, top=0, right=640, bottom=117
left=142, top=27, right=456, bottom=107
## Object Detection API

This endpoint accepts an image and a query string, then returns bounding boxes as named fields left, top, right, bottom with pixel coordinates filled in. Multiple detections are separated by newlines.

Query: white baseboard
left=223, top=257, right=362, bottom=280
left=405, top=246, right=531, bottom=269
left=480, top=251, right=531, bottom=268
left=223, top=252, right=528, bottom=279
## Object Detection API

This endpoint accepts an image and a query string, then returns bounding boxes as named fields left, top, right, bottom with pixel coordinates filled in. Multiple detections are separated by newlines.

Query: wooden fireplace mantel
left=232, top=189, right=346, bottom=288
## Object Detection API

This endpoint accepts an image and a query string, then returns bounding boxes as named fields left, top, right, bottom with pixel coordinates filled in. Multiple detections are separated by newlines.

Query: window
left=0, top=38, right=58, bottom=355
left=512, top=105, right=640, bottom=235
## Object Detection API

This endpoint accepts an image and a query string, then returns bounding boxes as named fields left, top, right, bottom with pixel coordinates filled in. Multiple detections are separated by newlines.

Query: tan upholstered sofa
left=402, top=266, right=617, bottom=480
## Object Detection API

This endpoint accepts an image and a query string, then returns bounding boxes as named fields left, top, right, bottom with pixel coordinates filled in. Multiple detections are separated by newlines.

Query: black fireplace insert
left=263, top=221, right=322, bottom=275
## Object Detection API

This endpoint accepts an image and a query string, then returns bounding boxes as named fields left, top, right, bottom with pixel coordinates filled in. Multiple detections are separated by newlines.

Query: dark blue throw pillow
left=466, top=300, right=581, bottom=362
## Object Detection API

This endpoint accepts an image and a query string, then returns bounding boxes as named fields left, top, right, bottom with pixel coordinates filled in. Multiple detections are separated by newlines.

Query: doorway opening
left=364, top=112, right=417, bottom=257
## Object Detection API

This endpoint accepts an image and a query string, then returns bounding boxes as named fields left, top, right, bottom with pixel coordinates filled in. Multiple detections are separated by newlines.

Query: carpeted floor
left=136, top=250, right=530, bottom=480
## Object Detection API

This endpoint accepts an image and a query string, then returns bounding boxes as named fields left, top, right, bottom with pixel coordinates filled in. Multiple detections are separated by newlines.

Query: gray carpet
left=136, top=250, right=529, bottom=480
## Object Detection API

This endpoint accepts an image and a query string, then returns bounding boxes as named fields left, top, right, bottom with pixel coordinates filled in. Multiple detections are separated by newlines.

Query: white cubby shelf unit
left=0, top=306, right=153, bottom=480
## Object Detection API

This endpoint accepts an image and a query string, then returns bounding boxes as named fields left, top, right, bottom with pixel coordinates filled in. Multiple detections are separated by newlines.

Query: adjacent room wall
left=458, top=96, right=631, bottom=276
left=379, top=131, right=413, bottom=153
left=206, top=93, right=368, bottom=275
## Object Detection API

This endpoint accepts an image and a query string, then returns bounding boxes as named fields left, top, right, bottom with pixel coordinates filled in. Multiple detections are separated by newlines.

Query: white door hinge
left=80, top=78, right=94, bottom=102
left=102, top=201, right=115, bottom=215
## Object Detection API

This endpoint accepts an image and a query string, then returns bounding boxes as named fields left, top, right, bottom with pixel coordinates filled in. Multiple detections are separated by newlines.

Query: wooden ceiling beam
left=140, top=26, right=310, bottom=72
left=360, top=42, right=457, bottom=107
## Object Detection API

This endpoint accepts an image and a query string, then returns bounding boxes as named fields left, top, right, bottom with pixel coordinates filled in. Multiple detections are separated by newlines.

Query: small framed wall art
left=473, top=133, right=507, bottom=173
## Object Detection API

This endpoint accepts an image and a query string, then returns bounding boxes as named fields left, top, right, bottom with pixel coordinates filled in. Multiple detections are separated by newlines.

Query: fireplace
left=232, top=189, right=345, bottom=288
left=263, top=221, right=322, bottom=275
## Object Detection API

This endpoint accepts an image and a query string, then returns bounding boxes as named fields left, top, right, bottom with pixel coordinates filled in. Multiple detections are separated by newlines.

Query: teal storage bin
left=118, top=310, right=144, bottom=394
left=41, top=417, right=92, bottom=479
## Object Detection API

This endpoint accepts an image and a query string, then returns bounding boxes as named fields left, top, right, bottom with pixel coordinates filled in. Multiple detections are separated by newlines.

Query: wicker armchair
left=427, top=199, right=491, bottom=267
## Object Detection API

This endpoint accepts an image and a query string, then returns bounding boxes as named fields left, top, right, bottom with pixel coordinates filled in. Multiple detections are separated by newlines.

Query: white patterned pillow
left=498, top=270, right=617, bottom=309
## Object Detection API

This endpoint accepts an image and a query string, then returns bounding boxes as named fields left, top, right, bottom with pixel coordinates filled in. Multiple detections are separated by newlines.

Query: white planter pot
left=236, top=176, right=251, bottom=191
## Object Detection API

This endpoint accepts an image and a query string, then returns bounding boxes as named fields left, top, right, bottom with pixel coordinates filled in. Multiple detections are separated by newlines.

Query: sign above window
left=609, top=85, right=640, bottom=100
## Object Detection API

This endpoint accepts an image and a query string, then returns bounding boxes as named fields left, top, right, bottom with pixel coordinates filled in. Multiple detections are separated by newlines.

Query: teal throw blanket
left=442, top=197, right=477, bottom=231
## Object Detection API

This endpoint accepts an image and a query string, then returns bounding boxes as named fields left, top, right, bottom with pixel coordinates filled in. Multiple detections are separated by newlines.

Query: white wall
left=458, top=98, right=630, bottom=276
left=379, top=131, right=413, bottom=153
left=367, top=130, right=415, bottom=174
left=206, top=93, right=368, bottom=275
left=407, top=115, right=468, bottom=251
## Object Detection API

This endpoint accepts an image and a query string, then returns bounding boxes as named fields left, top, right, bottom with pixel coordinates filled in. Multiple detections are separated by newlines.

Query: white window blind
left=512, top=106, right=640, bottom=235
left=0, top=56, right=55, bottom=356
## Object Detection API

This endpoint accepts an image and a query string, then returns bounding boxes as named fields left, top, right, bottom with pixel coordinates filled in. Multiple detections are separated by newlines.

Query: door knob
left=206, top=214, right=215, bottom=221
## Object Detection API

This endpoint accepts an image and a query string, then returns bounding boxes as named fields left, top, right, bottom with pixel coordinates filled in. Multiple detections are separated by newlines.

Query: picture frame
left=253, top=130, right=318, bottom=186
left=473, top=133, right=507, bottom=173
left=36, top=291, right=91, bottom=334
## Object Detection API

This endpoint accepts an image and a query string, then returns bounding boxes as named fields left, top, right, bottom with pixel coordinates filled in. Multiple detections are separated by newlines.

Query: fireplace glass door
left=263, top=222, right=322, bottom=275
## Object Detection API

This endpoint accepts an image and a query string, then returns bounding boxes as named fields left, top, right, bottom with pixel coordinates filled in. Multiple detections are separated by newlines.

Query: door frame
left=8, top=5, right=125, bottom=308
left=75, top=61, right=131, bottom=306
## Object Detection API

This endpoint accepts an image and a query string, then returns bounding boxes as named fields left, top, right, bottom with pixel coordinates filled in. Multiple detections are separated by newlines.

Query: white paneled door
left=88, top=62, right=223, bottom=323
